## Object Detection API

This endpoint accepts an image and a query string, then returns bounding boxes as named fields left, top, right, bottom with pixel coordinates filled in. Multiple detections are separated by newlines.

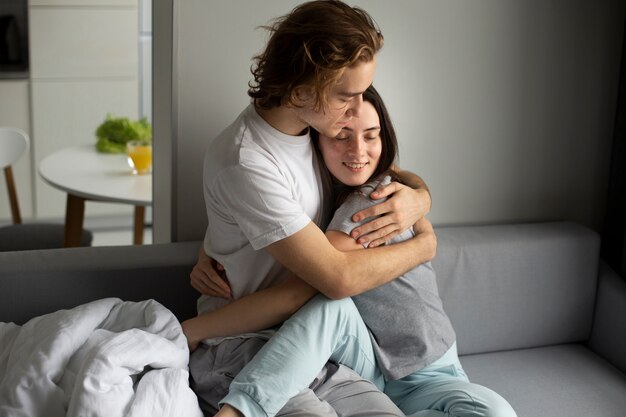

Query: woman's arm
left=182, top=276, right=317, bottom=351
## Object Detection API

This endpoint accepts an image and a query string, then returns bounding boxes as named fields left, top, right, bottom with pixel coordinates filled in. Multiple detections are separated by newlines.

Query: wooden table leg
left=133, top=205, right=145, bottom=245
left=4, top=166, right=22, bottom=224
left=65, top=194, right=86, bottom=247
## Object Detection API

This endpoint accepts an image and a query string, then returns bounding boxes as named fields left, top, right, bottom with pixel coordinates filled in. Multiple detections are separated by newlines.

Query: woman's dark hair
left=248, top=0, right=384, bottom=111
left=363, top=85, right=399, bottom=181
left=313, top=84, right=401, bottom=209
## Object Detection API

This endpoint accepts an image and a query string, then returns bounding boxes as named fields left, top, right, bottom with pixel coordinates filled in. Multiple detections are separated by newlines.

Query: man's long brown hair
left=249, top=0, right=384, bottom=111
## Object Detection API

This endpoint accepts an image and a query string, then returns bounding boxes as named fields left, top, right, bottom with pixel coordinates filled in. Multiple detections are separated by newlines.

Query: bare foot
left=215, top=404, right=244, bottom=417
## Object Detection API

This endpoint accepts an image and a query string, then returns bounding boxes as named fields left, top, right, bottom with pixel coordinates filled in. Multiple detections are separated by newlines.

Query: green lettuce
left=95, top=114, right=152, bottom=154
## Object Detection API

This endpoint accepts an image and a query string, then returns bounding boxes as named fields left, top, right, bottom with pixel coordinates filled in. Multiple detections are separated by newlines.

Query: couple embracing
left=182, top=2, right=516, bottom=417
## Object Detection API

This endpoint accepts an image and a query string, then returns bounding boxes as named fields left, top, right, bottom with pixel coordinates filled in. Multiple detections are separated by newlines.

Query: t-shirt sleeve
left=326, top=176, right=391, bottom=236
left=327, top=191, right=379, bottom=235
left=206, top=161, right=311, bottom=250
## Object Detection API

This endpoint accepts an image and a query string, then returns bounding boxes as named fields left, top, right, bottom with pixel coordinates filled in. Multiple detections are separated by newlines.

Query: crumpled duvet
left=0, top=298, right=203, bottom=417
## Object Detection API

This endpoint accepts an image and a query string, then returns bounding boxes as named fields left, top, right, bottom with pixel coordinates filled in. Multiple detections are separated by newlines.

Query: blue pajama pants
left=221, top=295, right=517, bottom=417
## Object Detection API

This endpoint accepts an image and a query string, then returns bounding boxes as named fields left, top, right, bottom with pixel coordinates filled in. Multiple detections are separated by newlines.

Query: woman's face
left=318, top=101, right=382, bottom=187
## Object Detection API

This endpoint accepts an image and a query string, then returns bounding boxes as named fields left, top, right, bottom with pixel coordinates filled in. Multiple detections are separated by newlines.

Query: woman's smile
left=319, top=101, right=382, bottom=187
left=343, top=162, right=369, bottom=171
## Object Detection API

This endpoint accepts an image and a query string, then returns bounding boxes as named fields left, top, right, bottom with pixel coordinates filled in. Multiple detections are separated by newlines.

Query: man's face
left=295, top=58, right=377, bottom=138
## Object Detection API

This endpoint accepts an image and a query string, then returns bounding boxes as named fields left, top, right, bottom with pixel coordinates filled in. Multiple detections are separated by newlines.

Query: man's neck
left=255, top=105, right=309, bottom=136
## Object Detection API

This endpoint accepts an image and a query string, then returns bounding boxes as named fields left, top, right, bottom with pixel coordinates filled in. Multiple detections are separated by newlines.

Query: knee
left=319, top=295, right=360, bottom=321
left=481, top=394, right=517, bottom=417
left=304, top=294, right=358, bottom=316
left=296, top=295, right=361, bottom=326
left=431, top=384, right=517, bottom=417
left=466, top=387, right=517, bottom=417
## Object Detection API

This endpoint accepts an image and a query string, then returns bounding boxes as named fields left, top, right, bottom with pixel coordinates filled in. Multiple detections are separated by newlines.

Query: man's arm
left=182, top=218, right=435, bottom=349
left=265, top=218, right=436, bottom=300
left=350, top=167, right=432, bottom=248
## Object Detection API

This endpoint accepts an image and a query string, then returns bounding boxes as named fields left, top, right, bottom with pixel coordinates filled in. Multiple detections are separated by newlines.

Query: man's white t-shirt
left=198, top=105, right=329, bottom=334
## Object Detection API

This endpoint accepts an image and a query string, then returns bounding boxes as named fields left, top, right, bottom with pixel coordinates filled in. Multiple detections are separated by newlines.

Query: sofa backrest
left=433, top=222, right=600, bottom=356
left=1, top=222, right=602, bottom=356
left=0, top=242, right=201, bottom=325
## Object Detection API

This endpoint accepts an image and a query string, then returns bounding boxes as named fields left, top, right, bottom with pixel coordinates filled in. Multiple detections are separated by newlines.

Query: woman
left=186, top=86, right=517, bottom=417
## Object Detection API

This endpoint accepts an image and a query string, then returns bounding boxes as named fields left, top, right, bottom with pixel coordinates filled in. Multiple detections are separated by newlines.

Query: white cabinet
left=29, top=7, right=138, bottom=79
left=28, top=1, right=139, bottom=219
left=30, top=1, right=136, bottom=6
left=0, top=79, right=32, bottom=222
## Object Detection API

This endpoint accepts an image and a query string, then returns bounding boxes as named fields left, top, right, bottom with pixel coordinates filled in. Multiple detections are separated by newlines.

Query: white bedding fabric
left=0, top=298, right=203, bottom=417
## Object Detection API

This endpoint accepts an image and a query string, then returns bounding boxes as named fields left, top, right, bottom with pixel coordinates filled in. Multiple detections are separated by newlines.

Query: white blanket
left=0, top=298, right=203, bottom=417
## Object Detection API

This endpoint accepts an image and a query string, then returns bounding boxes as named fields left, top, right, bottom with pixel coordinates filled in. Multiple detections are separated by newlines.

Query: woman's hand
left=350, top=181, right=431, bottom=248
left=190, top=248, right=232, bottom=299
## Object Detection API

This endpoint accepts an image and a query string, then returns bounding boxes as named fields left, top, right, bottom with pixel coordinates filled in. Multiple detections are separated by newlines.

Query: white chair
left=0, top=127, right=92, bottom=251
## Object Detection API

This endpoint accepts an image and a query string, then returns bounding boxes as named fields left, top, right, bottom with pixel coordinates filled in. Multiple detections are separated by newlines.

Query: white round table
left=39, top=144, right=152, bottom=246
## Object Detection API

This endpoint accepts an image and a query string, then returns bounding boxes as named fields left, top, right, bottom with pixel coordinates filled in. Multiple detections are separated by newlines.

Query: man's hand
left=350, top=181, right=431, bottom=248
left=190, top=248, right=232, bottom=299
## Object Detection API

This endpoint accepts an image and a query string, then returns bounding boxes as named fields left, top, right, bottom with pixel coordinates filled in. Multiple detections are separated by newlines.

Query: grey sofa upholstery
left=433, top=222, right=626, bottom=416
left=1, top=221, right=625, bottom=416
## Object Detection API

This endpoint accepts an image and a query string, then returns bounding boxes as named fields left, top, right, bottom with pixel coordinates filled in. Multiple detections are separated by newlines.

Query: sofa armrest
left=589, top=261, right=626, bottom=374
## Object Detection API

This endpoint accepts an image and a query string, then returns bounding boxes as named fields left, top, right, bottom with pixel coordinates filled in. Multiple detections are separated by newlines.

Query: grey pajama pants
left=189, top=337, right=405, bottom=417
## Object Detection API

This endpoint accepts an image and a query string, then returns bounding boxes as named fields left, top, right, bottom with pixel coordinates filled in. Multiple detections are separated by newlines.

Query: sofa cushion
left=460, top=344, right=626, bottom=417
left=433, top=222, right=600, bottom=355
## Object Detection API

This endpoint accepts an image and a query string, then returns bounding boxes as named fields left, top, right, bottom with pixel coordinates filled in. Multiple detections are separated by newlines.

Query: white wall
left=169, top=0, right=625, bottom=241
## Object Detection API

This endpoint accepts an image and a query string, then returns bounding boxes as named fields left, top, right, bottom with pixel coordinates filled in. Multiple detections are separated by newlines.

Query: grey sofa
left=1, top=221, right=625, bottom=416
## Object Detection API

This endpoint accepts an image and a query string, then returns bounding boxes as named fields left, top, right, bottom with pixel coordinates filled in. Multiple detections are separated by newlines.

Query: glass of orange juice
left=126, top=140, right=152, bottom=175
